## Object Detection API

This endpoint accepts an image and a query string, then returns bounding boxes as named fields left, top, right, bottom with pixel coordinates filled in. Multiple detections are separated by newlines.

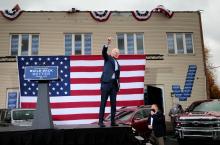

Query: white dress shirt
left=112, top=59, right=118, bottom=79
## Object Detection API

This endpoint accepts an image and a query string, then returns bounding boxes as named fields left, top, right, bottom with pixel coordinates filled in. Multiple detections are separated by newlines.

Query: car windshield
left=192, top=100, right=220, bottom=112
left=12, top=110, right=34, bottom=120
left=133, top=108, right=151, bottom=120
left=118, top=111, right=133, bottom=121
left=105, top=111, right=133, bottom=121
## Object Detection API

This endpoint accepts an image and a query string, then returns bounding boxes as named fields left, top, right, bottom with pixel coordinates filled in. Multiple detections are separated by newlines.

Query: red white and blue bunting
left=132, top=5, right=174, bottom=21
left=0, top=4, right=23, bottom=20
left=90, top=11, right=112, bottom=22
left=0, top=5, right=173, bottom=22
left=152, top=5, right=174, bottom=18
left=132, top=11, right=152, bottom=21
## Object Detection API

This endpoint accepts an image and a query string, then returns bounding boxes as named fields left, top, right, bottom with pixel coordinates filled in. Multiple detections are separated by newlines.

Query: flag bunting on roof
left=0, top=5, right=174, bottom=22
left=89, top=11, right=112, bottom=22
left=132, top=5, right=174, bottom=21
left=0, top=4, right=23, bottom=20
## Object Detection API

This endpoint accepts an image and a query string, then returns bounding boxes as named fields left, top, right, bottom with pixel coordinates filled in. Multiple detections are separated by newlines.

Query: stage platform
left=0, top=124, right=137, bottom=145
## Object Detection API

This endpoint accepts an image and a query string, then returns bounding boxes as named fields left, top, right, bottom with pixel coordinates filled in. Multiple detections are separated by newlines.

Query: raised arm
left=102, top=45, right=108, bottom=61
left=102, top=37, right=111, bottom=61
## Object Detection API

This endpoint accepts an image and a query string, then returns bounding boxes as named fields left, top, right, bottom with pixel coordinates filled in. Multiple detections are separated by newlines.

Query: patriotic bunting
left=132, top=11, right=152, bottom=21
left=132, top=5, right=174, bottom=21
left=152, top=5, right=174, bottom=18
left=0, top=5, right=173, bottom=22
left=90, top=11, right=112, bottom=22
left=0, top=4, right=23, bottom=20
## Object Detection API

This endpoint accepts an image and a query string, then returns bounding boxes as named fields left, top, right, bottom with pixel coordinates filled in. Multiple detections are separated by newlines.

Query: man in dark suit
left=147, top=104, right=166, bottom=145
left=98, top=37, right=120, bottom=127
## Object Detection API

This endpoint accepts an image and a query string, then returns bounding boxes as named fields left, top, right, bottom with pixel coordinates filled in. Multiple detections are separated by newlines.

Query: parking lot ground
left=165, top=134, right=220, bottom=145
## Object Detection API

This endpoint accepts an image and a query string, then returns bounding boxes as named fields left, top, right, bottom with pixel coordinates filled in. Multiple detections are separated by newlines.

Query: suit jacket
left=147, top=110, right=166, bottom=137
left=101, top=45, right=120, bottom=90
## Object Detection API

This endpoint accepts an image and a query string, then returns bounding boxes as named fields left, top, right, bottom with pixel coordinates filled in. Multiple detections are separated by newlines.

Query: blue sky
left=1, top=0, right=220, bottom=86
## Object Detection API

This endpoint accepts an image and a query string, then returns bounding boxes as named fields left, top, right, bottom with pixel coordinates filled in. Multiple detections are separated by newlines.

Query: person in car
left=98, top=37, right=120, bottom=127
left=147, top=104, right=166, bottom=145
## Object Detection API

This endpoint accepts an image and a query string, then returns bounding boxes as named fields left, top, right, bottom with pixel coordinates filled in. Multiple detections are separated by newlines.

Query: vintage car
left=104, top=105, right=152, bottom=139
left=175, top=99, right=220, bottom=144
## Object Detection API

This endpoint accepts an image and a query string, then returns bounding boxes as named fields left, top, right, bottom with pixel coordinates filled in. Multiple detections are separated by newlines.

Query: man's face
left=151, top=104, right=158, bottom=112
left=111, top=48, right=120, bottom=59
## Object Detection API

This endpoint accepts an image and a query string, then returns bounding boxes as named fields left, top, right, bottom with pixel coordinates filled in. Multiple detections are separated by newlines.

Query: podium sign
left=23, top=66, right=58, bottom=129
left=24, top=66, right=58, bottom=80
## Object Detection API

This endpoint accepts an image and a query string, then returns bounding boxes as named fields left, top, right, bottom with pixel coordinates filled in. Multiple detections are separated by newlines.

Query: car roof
left=11, top=108, right=35, bottom=111
left=117, top=105, right=151, bottom=112
left=191, top=99, right=220, bottom=104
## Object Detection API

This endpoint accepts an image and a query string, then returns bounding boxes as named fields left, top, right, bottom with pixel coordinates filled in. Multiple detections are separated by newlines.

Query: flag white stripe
left=51, top=94, right=144, bottom=102
left=70, top=82, right=143, bottom=90
left=70, top=59, right=145, bottom=66
left=20, top=94, right=144, bottom=103
left=53, top=119, right=98, bottom=125
left=70, top=71, right=145, bottom=78
left=51, top=107, right=121, bottom=115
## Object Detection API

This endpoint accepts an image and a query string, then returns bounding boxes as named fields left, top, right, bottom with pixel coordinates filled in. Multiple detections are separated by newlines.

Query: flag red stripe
left=52, top=113, right=99, bottom=120
left=70, top=88, right=144, bottom=96
left=70, top=55, right=146, bottom=60
left=51, top=100, right=144, bottom=108
left=21, top=103, right=36, bottom=108
left=70, top=77, right=144, bottom=84
left=70, top=65, right=145, bottom=72
left=21, top=100, right=144, bottom=109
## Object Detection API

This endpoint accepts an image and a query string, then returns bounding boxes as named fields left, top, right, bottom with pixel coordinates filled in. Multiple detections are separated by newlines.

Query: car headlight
left=176, top=122, right=181, bottom=127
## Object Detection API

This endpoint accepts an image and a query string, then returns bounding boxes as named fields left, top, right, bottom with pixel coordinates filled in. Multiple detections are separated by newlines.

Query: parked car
left=175, top=99, right=220, bottom=145
left=104, top=105, right=152, bottom=139
left=0, top=108, right=35, bottom=126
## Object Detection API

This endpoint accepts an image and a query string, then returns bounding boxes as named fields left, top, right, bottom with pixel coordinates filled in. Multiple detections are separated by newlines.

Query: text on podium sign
left=24, top=66, right=58, bottom=80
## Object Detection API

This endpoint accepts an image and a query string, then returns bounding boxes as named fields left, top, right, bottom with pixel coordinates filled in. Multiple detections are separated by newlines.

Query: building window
left=167, top=33, right=194, bottom=54
left=64, top=33, right=92, bottom=55
left=10, top=34, right=39, bottom=56
left=6, top=89, right=20, bottom=109
left=117, top=33, right=144, bottom=54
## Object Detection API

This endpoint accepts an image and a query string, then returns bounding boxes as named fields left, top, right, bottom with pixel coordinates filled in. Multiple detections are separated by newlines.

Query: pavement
left=164, top=133, right=220, bottom=145
left=165, top=135, right=178, bottom=145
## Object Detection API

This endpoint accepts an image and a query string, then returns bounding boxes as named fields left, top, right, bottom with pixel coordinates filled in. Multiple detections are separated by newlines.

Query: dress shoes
left=98, top=122, right=105, bottom=127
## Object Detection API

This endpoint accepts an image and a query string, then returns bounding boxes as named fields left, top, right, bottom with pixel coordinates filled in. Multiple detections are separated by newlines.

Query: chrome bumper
left=176, top=127, right=220, bottom=140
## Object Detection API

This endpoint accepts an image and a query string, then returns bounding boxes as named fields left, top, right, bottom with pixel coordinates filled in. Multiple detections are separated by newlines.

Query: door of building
left=144, top=85, right=164, bottom=112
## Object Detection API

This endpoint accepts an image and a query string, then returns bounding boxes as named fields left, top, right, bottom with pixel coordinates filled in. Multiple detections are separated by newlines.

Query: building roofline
left=19, top=10, right=201, bottom=13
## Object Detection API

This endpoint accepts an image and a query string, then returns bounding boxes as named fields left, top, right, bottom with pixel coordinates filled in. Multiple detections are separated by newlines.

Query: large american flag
left=18, top=55, right=146, bottom=125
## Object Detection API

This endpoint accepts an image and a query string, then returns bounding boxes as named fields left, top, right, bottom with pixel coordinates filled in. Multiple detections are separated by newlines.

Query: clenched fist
left=107, top=37, right=112, bottom=45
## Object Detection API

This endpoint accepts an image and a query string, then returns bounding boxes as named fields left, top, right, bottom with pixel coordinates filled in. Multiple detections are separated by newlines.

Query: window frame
left=166, top=32, right=194, bottom=55
left=64, top=33, right=93, bottom=55
left=9, top=33, right=40, bottom=56
left=6, top=88, right=20, bottom=109
left=116, top=32, right=145, bottom=54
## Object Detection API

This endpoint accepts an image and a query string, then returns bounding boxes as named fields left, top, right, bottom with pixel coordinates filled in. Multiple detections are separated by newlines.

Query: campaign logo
left=172, top=65, right=197, bottom=101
